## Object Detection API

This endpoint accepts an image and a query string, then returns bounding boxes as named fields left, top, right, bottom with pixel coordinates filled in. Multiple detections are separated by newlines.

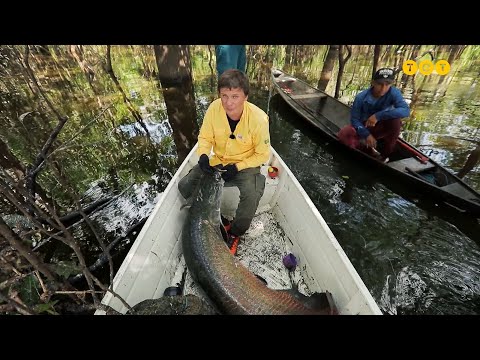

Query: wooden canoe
left=272, top=68, right=480, bottom=217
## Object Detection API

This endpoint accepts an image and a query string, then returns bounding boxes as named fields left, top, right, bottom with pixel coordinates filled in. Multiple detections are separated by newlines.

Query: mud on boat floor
left=173, top=210, right=317, bottom=313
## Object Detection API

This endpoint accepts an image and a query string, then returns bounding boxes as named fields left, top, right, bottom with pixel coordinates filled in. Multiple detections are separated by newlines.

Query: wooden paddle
left=396, top=139, right=428, bottom=164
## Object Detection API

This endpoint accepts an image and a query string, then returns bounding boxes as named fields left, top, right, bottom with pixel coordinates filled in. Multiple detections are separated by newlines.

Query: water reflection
left=267, top=90, right=480, bottom=315
left=266, top=45, right=480, bottom=191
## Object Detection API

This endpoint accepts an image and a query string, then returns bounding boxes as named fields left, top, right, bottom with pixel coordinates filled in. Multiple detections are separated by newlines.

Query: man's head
left=371, top=68, right=395, bottom=98
left=218, top=69, right=249, bottom=119
left=218, top=69, right=249, bottom=95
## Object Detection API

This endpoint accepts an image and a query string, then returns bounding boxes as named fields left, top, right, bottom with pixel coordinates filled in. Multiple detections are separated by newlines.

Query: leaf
left=15, top=274, right=40, bottom=306
left=54, top=260, right=82, bottom=279
left=34, top=300, right=59, bottom=315
left=341, top=175, right=349, bottom=179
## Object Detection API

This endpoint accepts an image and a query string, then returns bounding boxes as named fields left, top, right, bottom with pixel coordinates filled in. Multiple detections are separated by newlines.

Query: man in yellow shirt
left=178, top=69, right=271, bottom=255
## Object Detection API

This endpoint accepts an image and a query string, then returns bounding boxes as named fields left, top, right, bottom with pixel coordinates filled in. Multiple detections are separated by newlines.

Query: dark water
left=1, top=45, right=479, bottom=314
left=266, top=94, right=480, bottom=315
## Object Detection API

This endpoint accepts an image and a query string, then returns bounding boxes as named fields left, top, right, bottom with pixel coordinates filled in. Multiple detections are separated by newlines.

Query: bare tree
left=372, top=45, right=382, bottom=79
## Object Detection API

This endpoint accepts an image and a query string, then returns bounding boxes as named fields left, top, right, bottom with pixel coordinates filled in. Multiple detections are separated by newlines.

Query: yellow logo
left=402, top=59, right=450, bottom=76
left=418, top=60, right=434, bottom=75
left=403, top=60, right=418, bottom=75
left=435, top=60, right=450, bottom=75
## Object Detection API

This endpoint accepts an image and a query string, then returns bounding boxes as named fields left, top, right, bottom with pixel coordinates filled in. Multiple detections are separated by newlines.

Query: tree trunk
left=318, top=45, right=339, bottom=91
left=447, top=45, right=466, bottom=65
left=285, top=45, right=294, bottom=66
left=334, top=45, right=352, bottom=99
left=154, top=45, right=199, bottom=164
left=372, top=45, right=381, bottom=80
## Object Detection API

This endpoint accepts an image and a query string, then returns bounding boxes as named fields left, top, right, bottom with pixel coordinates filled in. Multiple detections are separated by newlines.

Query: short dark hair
left=217, top=69, right=249, bottom=96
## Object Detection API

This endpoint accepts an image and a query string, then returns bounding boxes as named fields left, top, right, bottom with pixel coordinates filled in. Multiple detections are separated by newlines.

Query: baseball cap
left=373, top=68, right=395, bottom=83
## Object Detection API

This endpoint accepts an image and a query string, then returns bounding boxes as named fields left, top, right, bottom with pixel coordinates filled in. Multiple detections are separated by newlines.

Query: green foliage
left=34, top=300, right=59, bottom=315
left=54, top=260, right=82, bottom=279
left=15, top=274, right=40, bottom=306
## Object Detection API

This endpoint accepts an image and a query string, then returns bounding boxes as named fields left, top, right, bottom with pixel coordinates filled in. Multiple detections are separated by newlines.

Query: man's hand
left=365, top=114, right=378, bottom=128
left=366, top=134, right=377, bottom=149
left=221, top=164, right=238, bottom=182
left=198, top=154, right=214, bottom=174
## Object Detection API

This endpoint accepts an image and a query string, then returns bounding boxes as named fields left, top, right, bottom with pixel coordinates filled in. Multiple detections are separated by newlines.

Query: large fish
left=181, top=170, right=335, bottom=315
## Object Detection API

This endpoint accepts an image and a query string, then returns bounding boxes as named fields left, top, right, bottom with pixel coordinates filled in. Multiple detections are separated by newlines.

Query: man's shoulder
left=246, top=101, right=268, bottom=122
left=209, top=98, right=222, bottom=108
left=389, top=86, right=403, bottom=95
left=387, top=86, right=406, bottom=100
left=355, top=88, right=371, bottom=99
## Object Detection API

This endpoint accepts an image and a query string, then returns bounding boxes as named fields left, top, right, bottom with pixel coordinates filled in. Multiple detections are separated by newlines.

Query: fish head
left=193, top=170, right=225, bottom=220
left=191, top=168, right=225, bottom=225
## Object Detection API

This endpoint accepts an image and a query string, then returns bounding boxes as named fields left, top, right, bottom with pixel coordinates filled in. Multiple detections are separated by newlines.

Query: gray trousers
left=178, top=165, right=265, bottom=236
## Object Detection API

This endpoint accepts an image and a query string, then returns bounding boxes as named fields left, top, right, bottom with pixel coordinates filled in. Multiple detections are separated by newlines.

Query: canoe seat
left=441, top=182, right=477, bottom=201
left=291, top=93, right=327, bottom=100
left=387, top=157, right=435, bottom=173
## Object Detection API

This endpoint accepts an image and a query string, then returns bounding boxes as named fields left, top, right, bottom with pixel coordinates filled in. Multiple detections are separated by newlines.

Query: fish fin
left=180, top=197, right=194, bottom=211
left=255, top=274, right=268, bottom=285
left=180, top=203, right=191, bottom=211
left=286, top=287, right=338, bottom=315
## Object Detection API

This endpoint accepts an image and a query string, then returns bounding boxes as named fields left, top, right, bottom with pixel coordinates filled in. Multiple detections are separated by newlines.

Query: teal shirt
left=215, top=45, right=247, bottom=76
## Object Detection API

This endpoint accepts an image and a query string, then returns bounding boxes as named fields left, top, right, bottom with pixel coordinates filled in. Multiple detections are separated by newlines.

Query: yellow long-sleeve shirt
left=197, top=99, right=270, bottom=171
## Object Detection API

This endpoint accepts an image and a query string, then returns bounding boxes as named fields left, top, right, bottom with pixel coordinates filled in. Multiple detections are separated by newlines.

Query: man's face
left=219, top=87, right=248, bottom=118
left=372, top=80, right=392, bottom=98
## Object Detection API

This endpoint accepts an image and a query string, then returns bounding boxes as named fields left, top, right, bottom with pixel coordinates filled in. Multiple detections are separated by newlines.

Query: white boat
left=95, top=144, right=382, bottom=315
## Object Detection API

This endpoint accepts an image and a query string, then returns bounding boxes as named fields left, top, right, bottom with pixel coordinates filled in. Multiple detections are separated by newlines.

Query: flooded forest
left=1, top=45, right=479, bottom=315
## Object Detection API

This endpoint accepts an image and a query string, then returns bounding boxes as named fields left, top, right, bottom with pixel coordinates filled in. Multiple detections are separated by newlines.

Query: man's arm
left=235, top=116, right=270, bottom=171
left=375, top=88, right=410, bottom=121
left=197, top=106, right=215, bottom=157
left=350, top=92, right=370, bottom=139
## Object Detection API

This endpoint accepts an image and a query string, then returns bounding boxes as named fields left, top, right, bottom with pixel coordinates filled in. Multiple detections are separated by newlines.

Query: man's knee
left=237, top=173, right=264, bottom=215
left=391, top=118, right=402, bottom=134
left=236, top=170, right=263, bottom=194
left=338, top=125, right=359, bottom=148
left=254, top=173, right=266, bottom=199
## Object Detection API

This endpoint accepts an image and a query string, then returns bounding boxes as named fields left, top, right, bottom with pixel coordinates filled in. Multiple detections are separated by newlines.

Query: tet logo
left=402, top=59, right=450, bottom=76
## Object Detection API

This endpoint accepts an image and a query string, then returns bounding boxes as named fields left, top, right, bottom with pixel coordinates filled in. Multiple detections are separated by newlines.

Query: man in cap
left=338, top=67, right=410, bottom=162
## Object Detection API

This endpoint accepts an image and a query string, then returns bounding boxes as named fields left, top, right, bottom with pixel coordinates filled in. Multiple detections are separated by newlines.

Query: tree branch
left=104, top=45, right=150, bottom=137
left=18, top=45, right=69, bottom=200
